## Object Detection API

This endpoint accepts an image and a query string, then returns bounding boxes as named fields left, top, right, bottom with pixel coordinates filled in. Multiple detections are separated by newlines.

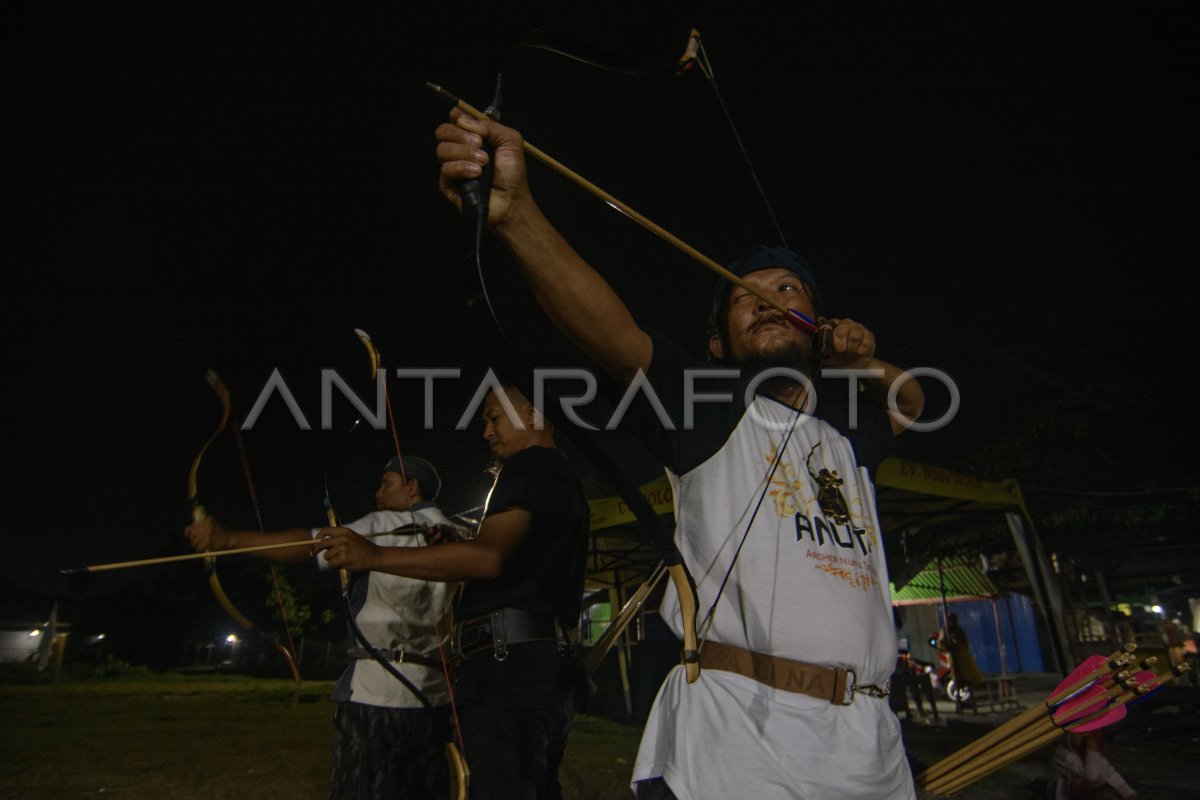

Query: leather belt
left=699, top=641, right=889, bottom=705
left=347, top=646, right=442, bottom=669
left=454, top=608, right=567, bottom=661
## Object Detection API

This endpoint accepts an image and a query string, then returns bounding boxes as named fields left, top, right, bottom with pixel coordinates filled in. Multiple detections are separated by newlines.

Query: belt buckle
left=838, top=668, right=858, bottom=706
left=854, top=681, right=891, bottom=700
left=491, top=610, right=508, bottom=662
left=844, top=671, right=891, bottom=703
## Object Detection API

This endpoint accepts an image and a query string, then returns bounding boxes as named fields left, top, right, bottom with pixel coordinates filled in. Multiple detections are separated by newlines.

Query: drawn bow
left=431, top=28, right=841, bottom=673
left=444, top=77, right=700, bottom=681
left=324, top=331, right=469, bottom=800
left=187, top=370, right=303, bottom=703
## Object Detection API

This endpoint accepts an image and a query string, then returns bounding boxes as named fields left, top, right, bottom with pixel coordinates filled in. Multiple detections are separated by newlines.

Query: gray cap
left=383, top=455, right=442, bottom=500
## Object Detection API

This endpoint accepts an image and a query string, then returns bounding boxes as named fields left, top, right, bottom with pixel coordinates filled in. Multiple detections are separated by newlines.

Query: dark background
left=3, top=5, right=1195, bottom=642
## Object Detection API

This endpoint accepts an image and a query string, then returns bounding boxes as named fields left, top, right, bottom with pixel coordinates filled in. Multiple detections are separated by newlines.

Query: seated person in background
left=1053, top=731, right=1138, bottom=800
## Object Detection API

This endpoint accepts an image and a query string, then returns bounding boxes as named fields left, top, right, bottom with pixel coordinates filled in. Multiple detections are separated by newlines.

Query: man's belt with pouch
left=347, top=645, right=442, bottom=669
left=699, top=641, right=889, bottom=705
left=454, top=608, right=570, bottom=661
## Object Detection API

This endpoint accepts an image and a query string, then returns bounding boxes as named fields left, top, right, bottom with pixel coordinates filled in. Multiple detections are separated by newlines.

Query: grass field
left=0, top=673, right=642, bottom=800
left=4, top=671, right=1194, bottom=799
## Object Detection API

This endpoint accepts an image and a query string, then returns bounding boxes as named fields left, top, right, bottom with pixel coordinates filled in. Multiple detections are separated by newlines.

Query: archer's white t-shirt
left=316, top=503, right=454, bottom=709
left=626, top=335, right=914, bottom=799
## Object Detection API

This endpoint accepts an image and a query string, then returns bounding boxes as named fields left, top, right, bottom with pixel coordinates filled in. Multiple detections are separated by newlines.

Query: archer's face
left=375, top=471, right=416, bottom=511
left=709, top=268, right=817, bottom=366
left=481, top=390, right=537, bottom=460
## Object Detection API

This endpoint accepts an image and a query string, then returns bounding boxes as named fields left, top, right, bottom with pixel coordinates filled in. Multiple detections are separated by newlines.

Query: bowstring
left=691, top=34, right=790, bottom=250
left=229, top=395, right=301, bottom=668
left=376, top=342, right=469, bottom=761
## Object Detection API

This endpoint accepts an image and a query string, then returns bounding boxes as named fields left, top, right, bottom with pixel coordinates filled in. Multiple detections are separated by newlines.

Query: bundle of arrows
left=917, top=644, right=1190, bottom=796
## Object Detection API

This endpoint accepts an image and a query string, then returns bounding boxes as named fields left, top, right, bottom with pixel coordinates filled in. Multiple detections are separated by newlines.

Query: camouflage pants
left=634, top=778, right=678, bottom=800
left=328, top=701, right=451, bottom=800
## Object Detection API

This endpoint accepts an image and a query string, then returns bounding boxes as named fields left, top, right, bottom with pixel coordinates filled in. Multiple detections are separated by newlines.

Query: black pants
left=328, top=701, right=450, bottom=800
left=455, top=641, right=577, bottom=800
left=460, top=699, right=573, bottom=800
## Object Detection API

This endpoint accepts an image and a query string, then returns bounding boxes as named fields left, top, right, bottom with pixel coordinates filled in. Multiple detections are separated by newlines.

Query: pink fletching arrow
left=1067, top=670, right=1156, bottom=733
left=1126, top=670, right=1164, bottom=706
left=1052, top=684, right=1109, bottom=725
left=1048, top=655, right=1109, bottom=708
left=1071, top=704, right=1126, bottom=733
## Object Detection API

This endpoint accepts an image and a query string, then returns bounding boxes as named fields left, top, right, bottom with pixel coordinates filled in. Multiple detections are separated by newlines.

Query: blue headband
left=711, top=245, right=818, bottom=317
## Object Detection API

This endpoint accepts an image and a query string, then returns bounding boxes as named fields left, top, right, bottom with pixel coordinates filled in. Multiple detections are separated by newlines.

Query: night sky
left=4, top=6, right=1194, bottom=620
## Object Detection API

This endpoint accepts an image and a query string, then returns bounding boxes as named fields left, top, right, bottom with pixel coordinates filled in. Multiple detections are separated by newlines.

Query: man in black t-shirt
left=319, top=384, right=590, bottom=800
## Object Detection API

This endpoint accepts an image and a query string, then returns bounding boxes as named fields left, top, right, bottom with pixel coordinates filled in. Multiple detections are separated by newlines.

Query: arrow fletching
left=785, top=308, right=818, bottom=334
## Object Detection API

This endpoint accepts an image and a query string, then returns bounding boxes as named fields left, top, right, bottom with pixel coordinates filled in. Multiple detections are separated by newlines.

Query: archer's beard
left=734, top=339, right=818, bottom=391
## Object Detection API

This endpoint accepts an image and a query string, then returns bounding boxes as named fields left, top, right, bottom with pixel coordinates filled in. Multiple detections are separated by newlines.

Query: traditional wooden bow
left=187, top=369, right=303, bottom=704
left=342, top=330, right=470, bottom=800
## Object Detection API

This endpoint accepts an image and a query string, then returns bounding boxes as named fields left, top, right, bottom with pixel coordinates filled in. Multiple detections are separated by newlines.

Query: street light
left=226, top=634, right=239, bottom=664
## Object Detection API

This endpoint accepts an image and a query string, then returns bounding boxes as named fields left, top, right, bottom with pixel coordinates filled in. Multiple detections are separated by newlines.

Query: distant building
left=0, top=623, right=48, bottom=663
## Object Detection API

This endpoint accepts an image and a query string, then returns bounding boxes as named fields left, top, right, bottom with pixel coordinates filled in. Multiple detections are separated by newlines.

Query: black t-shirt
left=456, top=446, right=590, bottom=626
